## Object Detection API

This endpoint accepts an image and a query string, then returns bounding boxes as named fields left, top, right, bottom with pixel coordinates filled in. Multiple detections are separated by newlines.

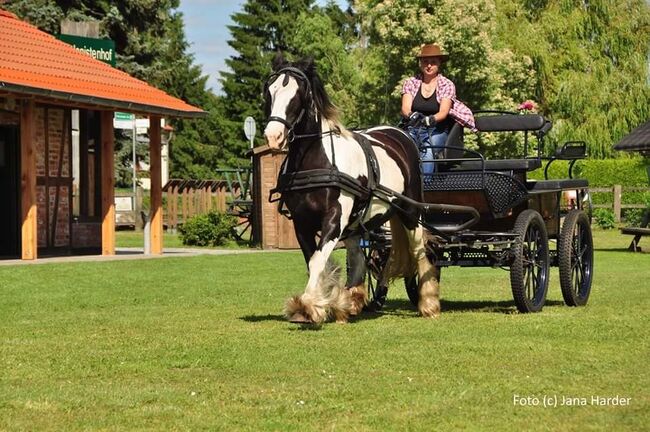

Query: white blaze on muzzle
left=264, top=73, right=300, bottom=149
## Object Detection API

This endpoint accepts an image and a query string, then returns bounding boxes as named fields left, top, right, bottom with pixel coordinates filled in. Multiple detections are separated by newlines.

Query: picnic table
left=613, top=122, right=650, bottom=252
left=620, top=210, right=650, bottom=252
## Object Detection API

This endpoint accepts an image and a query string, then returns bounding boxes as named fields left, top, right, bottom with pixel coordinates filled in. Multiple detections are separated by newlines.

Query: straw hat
left=416, top=44, right=449, bottom=62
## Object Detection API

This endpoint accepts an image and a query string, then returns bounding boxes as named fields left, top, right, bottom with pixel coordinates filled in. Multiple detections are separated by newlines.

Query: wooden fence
left=114, top=179, right=248, bottom=230
left=163, top=179, right=247, bottom=231
left=591, top=185, right=649, bottom=222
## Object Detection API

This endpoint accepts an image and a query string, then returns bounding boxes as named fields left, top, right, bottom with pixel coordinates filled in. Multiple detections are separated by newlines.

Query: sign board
left=244, top=116, right=256, bottom=147
left=114, top=115, right=166, bottom=131
left=115, top=196, right=133, bottom=212
left=114, top=112, right=135, bottom=130
left=57, top=34, right=116, bottom=66
left=115, top=112, right=134, bottom=121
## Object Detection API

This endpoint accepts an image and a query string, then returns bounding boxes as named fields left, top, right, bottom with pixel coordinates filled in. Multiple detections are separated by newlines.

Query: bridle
left=264, top=67, right=314, bottom=143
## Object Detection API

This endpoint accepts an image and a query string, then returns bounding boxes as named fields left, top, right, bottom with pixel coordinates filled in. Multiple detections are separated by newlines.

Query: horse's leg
left=294, top=223, right=318, bottom=268
left=344, top=235, right=368, bottom=315
left=285, top=202, right=354, bottom=324
left=381, top=216, right=440, bottom=318
left=405, top=224, right=440, bottom=318
left=285, top=220, right=320, bottom=324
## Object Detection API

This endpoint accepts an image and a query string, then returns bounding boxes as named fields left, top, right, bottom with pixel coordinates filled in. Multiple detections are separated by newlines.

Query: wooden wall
left=252, top=146, right=299, bottom=249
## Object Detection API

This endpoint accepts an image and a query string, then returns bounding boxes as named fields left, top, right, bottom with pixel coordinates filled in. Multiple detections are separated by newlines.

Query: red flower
left=518, top=100, right=538, bottom=112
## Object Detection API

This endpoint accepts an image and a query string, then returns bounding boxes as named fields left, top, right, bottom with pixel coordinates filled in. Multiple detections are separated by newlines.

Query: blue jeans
left=408, top=126, right=449, bottom=175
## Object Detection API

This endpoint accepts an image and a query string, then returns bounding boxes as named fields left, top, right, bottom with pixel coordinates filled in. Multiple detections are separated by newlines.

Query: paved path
left=0, top=247, right=291, bottom=266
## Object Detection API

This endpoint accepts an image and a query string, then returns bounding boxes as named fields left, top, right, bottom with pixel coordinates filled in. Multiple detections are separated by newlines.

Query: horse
left=263, top=55, right=440, bottom=324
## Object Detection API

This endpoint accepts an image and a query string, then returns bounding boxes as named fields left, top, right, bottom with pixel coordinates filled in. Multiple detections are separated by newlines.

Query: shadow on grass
left=239, top=314, right=286, bottom=323
left=238, top=298, right=566, bottom=327
left=594, top=246, right=647, bottom=254
left=379, top=298, right=565, bottom=315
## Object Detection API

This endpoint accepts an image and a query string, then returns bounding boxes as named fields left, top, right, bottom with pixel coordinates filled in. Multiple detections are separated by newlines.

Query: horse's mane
left=273, top=54, right=349, bottom=136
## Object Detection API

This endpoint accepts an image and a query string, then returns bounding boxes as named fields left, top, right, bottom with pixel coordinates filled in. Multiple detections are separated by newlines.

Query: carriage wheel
left=558, top=210, right=593, bottom=306
left=364, top=247, right=389, bottom=311
left=404, top=266, right=441, bottom=307
left=360, top=229, right=391, bottom=311
left=510, top=209, right=550, bottom=313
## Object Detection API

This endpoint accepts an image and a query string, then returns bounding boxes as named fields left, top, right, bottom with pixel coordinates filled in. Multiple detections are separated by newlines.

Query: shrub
left=179, top=211, right=237, bottom=246
left=623, top=208, right=645, bottom=227
left=593, top=208, right=616, bottom=230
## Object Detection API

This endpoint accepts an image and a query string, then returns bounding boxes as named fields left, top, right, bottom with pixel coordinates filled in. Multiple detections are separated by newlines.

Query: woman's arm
left=433, top=98, right=452, bottom=123
left=401, top=93, right=413, bottom=117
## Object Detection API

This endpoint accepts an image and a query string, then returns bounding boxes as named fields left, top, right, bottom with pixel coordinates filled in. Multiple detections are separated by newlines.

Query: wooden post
left=182, top=187, right=188, bottom=223
left=20, top=100, right=37, bottom=260
left=172, top=185, right=179, bottom=230
left=205, top=185, right=212, bottom=212
left=100, top=111, right=115, bottom=255
left=149, top=116, right=163, bottom=254
left=613, top=184, right=622, bottom=223
left=165, top=186, right=172, bottom=232
left=188, top=188, right=195, bottom=217
left=217, top=183, right=226, bottom=212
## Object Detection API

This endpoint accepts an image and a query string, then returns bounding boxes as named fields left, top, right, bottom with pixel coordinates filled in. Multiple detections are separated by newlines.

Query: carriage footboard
left=375, top=185, right=480, bottom=235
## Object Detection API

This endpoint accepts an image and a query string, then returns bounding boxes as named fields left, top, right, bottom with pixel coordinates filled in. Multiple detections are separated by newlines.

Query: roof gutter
left=0, top=81, right=208, bottom=119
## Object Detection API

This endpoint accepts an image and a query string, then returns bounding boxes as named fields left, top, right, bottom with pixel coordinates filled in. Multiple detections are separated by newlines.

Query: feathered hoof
left=419, top=297, right=441, bottom=318
left=284, top=295, right=327, bottom=325
left=347, top=285, right=368, bottom=316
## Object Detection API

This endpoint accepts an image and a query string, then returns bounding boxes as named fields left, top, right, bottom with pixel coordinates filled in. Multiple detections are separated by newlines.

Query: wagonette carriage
left=263, top=59, right=593, bottom=324
left=364, top=111, right=594, bottom=313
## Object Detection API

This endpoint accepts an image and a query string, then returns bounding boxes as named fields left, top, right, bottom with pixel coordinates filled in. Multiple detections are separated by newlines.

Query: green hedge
left=529, top=158, right=650, bottom=219
left=528, top=157, right=649, bottom=186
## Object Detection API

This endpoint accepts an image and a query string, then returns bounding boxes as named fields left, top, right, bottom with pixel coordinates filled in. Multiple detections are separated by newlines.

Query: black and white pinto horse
left=263, top=56, right=440, bottom=324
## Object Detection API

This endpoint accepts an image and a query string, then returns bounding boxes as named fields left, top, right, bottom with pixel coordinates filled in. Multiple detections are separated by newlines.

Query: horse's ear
left=272, top=51, right=285, bottom=71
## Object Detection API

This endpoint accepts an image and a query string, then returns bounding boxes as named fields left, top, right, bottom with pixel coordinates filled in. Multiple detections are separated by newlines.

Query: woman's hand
left=424, top=115, right=437, bottom=127
left=407, top=112, right=425, bottom=126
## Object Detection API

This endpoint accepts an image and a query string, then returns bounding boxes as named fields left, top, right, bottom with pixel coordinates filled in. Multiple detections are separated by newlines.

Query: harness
left=265, top=67, right=383, bottom=236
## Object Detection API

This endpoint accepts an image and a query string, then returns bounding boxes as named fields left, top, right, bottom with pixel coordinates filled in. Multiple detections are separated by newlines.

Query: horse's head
left=263, top=55, right=316, bottom=150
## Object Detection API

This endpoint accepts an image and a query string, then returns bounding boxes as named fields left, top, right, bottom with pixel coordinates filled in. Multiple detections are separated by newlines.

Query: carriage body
left=366, top=111, right=594, bottom=313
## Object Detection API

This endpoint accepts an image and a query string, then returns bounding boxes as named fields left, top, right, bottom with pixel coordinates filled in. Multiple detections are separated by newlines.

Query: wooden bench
left=620, top=209, right=650, bottom=252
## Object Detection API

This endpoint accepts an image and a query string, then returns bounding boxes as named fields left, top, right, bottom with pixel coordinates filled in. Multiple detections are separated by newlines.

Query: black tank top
left=412, top=86, right=453, bottom=130
left=412, top=86, right=439, bottom=115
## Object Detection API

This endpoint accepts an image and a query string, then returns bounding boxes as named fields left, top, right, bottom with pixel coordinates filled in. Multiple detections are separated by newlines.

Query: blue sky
left=178, top=0, right=348, bottom=94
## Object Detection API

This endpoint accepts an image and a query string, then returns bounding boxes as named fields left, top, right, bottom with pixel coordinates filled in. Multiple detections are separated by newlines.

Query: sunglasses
left=419, top=57, right=441, bottom=65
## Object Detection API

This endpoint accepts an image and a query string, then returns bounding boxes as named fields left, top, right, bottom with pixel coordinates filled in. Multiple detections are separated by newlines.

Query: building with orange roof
left=0, top=9, right=206, bottom=260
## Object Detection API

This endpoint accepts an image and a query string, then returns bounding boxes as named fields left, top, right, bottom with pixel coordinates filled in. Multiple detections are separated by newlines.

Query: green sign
left=115, top=112, right=135, bottom=121
left=57, top=34, right=116, bottom=66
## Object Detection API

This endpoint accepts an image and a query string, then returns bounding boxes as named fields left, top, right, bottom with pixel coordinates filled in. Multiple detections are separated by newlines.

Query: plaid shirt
left=402, top=74, right=476, bottom=131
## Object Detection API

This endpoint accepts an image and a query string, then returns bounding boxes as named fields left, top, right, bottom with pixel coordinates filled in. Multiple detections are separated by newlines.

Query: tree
left=354, top=0, right=537, bottom=156
left=290, top=9, right=368, bottom=126
left=219, top=0, right=315, bottom=163
left=496, top=0, right=650, bottom=158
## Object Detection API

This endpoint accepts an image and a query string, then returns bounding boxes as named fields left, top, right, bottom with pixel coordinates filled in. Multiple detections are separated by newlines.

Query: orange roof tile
left=0, top=9, right=205, bottom=118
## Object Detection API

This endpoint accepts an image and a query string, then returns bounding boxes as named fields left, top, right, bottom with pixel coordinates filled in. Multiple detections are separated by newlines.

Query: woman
left=401, top=43, right=475, bottom=174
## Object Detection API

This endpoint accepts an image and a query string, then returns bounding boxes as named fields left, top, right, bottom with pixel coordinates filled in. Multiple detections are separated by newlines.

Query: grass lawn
left=115, top=230, right=247, bottom=250
left=1, top=229, right=648, bottom=430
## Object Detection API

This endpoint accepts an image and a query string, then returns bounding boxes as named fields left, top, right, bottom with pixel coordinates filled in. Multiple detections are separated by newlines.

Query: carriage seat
left=526, top=178, right=589, bottom=192
left=446, top=158, right=541, bottom=172
left=436, top=113, right=548, bottom=172
left=474, top=113, right=546, bottom=133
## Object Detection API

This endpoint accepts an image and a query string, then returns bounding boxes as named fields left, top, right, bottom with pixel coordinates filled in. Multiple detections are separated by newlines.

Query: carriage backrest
left=441, top=122, right=464, bottom=159
left=475, top=113, right=546, bottom=133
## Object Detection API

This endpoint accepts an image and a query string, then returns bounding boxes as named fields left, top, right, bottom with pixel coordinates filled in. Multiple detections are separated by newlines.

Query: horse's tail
left=384, top=216, right=417, bottom=281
